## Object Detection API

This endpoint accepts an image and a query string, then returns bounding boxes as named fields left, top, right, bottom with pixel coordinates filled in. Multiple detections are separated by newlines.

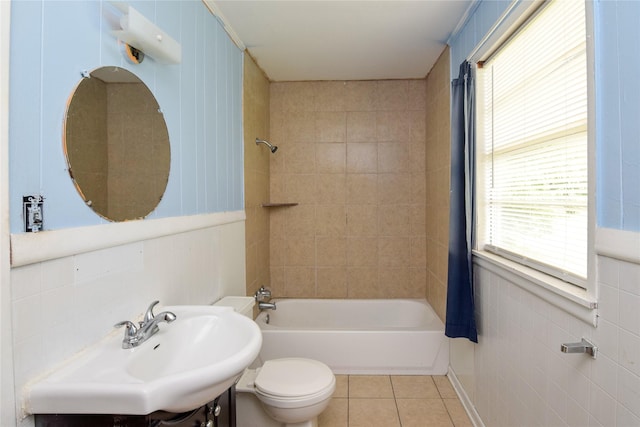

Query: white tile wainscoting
left=449, top=228, right=640, bottom=427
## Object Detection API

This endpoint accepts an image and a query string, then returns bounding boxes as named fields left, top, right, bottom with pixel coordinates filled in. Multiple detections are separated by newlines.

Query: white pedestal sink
left=24, top=305, right=262, bottom=415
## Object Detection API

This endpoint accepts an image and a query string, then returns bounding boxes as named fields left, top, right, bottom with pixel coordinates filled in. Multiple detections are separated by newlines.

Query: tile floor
left=318, top=375, right=473, bottom=427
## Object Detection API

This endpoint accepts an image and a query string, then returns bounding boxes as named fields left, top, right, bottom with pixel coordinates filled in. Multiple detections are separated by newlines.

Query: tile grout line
left=389, top=375, right=404, bottom=427
left=435, top=377, right=459, bottom=427
left=346, top=375, right=350, bottom=427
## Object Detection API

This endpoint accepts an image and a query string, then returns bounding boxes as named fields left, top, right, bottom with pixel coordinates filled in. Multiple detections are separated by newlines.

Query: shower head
left=256, top=138, right=278, bottom=154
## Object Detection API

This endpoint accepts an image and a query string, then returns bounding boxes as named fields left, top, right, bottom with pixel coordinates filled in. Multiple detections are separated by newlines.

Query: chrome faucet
left=254, top=286, right=272, bottom=302
left=114, top=300, right=176, bottom=349
left=255, top=286, right=276, bottom=310
left=258, top=301, right=277, bottom=311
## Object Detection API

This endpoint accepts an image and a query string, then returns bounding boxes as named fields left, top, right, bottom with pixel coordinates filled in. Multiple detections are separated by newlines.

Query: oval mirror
left=63, top=66, right=171, bottom=222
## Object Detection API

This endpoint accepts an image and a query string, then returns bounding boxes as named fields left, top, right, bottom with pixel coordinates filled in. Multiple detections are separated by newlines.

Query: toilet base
left=237, top=392, right=280, bottom=427
left=284, top=421, right=318, bottom=427
left=236, top=390, right=321, bottom=427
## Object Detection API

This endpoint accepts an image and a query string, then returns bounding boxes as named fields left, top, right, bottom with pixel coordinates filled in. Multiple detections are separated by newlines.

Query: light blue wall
left=450, top=0, right=640, bottom=232
left=9, top=0, right=244, bottom=233
left=593, top=0, right=640, bottom=231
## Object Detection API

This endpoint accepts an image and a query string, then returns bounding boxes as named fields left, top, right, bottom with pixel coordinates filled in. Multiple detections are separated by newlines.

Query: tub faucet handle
left=255, top=286, right=272, bottom=302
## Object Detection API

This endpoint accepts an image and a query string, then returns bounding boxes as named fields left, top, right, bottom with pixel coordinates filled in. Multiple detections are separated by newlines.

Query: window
left=477, top=0, right=588, bottom=286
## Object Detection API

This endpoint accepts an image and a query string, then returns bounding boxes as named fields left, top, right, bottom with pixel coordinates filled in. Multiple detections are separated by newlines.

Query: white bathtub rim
left=258, top=298, right=444, bottom=331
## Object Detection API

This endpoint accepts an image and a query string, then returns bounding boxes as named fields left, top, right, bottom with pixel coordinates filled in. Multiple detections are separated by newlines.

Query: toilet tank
left=214, top=296, right=255, bottom=318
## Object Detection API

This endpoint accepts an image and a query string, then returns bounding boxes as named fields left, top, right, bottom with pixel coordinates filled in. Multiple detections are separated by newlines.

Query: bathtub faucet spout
left=258, top=301, right=277, bottom=311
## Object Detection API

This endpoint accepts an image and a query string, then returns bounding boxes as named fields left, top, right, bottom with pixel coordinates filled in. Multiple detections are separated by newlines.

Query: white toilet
left=214, top=297, right=335, bottom=427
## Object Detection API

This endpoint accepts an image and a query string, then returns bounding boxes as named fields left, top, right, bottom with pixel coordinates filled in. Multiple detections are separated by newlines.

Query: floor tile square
left=334, top=375, right=349, bottom=398
left=396, top=398, right=454, bottom=427
left=434, top=375, right=458, bottom=398
left=391, top=375, right=440, bottom=398
left=348, top=398, right=400, bottom=427
left=444, top=398, right=473, bottom=427
left=349, top=375, right=394, bottom=398
left=319, top=397, right=348, bottom=427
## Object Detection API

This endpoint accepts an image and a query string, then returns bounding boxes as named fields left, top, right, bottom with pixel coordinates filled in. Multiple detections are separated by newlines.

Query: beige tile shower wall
left=269, top=80, right=427, bottom=299
left=244, top=55, right=271, bottom=298
left=424, top=47, right=451, bottom=321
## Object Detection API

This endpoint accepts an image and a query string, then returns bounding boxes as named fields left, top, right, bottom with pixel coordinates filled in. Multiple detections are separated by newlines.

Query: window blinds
left=479, top=0, right=588, bottom=284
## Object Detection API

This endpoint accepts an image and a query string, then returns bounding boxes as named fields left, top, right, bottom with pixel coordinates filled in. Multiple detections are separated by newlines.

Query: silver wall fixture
left=561, top=338, right=597, bottom=359
left=254, top=286, right=276, bottom=314
left=110, top=2, right=182, bottom=64
left=23, top=195, right=44, bottom=232
left=256, top=138, right=278, bottom=154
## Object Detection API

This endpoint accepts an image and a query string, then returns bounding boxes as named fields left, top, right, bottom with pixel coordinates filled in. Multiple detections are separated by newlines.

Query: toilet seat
left=252, top=358, right=336, bottom=410
left=255, top=358, right=334, bottom=398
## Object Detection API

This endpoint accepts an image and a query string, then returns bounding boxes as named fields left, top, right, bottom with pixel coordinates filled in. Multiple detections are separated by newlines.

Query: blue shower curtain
left=445, top=61, right=478, bottom=343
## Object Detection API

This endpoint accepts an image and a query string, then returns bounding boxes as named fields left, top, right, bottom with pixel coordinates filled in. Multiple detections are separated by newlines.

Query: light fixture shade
left=111, top=2, right=181, bottom=64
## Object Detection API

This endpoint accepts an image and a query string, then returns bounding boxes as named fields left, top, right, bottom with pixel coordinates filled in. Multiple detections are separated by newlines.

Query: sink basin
left=25, top=305, right=262, bottom=415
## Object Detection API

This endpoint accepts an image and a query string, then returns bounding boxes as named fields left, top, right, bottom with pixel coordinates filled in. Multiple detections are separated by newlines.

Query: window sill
left=473, top=250, right=598, bottom=326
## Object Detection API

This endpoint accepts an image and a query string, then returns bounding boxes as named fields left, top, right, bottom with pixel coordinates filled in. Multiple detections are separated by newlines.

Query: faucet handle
left=114, top=320, right=138, bottom=338
left=254, top=287, right=272, bottom=302
left=261, top=287, right=272, bottom=298
left=143, top=300, right=160, bottom=323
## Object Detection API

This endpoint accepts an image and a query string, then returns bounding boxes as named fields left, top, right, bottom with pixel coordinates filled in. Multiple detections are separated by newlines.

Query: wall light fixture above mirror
left=63, top=66, right=171, bottom=222
left=110, top=2, right=181, bottom=64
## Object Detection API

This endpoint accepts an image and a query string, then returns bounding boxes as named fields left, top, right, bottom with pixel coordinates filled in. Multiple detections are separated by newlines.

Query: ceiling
left=212, top=1, right=473, bottom=82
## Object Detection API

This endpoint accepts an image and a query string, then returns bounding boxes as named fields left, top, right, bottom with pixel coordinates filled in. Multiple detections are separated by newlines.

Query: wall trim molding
left=11, top=210, right=246, bottom=267
left=202, top=0, right=246, bottom=51
left=447, top=0, right=481, bottom=46
left=447, top=366, right=485, bottom=427
left=595, top=227, right=640, bottom=265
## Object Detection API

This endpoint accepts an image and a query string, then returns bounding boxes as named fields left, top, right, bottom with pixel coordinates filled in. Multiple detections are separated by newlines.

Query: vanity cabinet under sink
left=34, top=386, right=235, bottom=427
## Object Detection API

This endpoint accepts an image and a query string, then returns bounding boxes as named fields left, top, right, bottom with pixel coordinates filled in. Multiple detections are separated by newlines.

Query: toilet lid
left=254, top=358, right=335, bottom=398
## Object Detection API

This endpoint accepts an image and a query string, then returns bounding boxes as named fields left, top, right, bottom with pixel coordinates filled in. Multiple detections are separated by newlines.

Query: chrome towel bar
left=561, top=338, right=597, bottom=359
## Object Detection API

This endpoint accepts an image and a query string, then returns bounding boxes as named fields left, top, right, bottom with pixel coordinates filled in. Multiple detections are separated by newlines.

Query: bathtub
left=255, top=299, right=449, bottom=375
